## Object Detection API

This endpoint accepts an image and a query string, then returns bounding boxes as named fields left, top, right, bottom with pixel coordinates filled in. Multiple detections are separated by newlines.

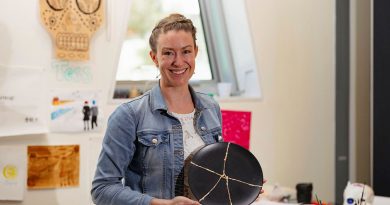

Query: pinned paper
left=221, top=110, right=251, bottom=149
left=27, top=145, right=80, bottom=189
left=0, top=146, right=27, bottom=200
left=0, top=65, right=48, bottom=137
left=50, top=90, right=102, bottom=133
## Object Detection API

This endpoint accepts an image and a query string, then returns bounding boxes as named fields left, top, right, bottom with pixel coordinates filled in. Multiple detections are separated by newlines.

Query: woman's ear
left=149, top=50, right=159, bottom=67
left=195, top=46, right=199, bottom=57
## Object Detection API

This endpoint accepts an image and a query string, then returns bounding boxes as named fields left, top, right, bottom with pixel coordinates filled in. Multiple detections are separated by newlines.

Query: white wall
left=0, top=0, right=337, bottom=204
left=242, top=0, right=336, bottom=201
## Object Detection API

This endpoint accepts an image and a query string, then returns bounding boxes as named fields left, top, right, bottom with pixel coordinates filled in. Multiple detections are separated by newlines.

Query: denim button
left=175, top=150, right=184, bottom=155
left=201, top=126, right=206, bottom=131
left=152, top=138, right=158, bottom=144
left=218, top=135, right=223, bottom=141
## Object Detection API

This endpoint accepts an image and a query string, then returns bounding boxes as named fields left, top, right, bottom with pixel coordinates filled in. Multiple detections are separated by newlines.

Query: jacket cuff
left=141, top=194, right=153, bottom=205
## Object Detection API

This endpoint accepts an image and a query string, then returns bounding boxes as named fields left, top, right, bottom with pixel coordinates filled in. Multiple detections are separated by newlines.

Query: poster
left=0, top=65, right=48, bottom=137
left=50, top=90, right=103, bottom=133
left=0, top=146, right=27, bottom=201
left=221, top=110, right=252, bottom=149
left=27, top=145, right=80, bottom=189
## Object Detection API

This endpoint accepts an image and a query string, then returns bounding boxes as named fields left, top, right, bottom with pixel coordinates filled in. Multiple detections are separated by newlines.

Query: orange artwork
left=27, top=145, right=80, bottom=189
left=39, top=0, right=104, bottom=61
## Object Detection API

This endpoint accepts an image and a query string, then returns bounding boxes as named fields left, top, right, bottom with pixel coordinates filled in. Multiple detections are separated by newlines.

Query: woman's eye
left=183, top=50, right=191, bottom=54
left=163, top=51, right=173, bottom=56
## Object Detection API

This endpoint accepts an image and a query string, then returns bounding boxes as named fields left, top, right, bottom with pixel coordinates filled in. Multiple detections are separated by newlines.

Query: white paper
left=49, top=90, right=103, bottom=133
left=0, top=146, right=27, bottom=201
left=0, top=65, right=48, bottom=137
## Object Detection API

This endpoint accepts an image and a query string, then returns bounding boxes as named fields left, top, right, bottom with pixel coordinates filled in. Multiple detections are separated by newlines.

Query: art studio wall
left=0, top=0, right=366, bottom=204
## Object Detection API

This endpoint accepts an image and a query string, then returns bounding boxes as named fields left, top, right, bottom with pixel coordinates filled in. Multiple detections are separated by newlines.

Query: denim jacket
left=91, top=84, right=222, bottom=205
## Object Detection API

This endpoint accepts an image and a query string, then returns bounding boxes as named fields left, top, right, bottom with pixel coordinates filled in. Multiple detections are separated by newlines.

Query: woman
left=91, top=14, right=222, bottom=205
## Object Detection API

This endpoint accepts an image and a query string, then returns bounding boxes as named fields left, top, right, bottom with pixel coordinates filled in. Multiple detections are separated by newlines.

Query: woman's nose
left=173, top=53, right=185, bottom=66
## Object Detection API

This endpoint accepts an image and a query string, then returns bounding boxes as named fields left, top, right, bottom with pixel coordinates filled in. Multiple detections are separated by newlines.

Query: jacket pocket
left=138, top=134, right=169, bottom=147
left=136, top=133, right=170, bottom=197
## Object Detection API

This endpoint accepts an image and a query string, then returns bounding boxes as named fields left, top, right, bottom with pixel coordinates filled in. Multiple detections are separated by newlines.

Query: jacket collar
left=150, top=83, right=168, bottom=111
left=149, top=83, right=209, bottom=112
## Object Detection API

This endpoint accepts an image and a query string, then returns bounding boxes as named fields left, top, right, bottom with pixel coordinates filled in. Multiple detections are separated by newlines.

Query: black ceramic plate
left=187, top=142, right=263, bottom=205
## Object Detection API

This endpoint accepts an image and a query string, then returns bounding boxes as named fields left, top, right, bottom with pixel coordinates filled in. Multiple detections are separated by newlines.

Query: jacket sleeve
left=91, top=104, right=153, bottom=205
left=213, top=99, right=224, bottom=142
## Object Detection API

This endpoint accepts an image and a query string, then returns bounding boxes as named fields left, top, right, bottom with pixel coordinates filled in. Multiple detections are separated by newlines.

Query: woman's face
left=150, top=30, right=198, bottom=88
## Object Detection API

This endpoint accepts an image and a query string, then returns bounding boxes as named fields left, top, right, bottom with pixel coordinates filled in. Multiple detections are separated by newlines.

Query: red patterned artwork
left=221, top=110, right=251, bottom=149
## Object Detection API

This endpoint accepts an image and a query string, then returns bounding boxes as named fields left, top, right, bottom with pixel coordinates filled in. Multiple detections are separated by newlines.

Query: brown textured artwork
left=27, top=145, right=80, bottom=189
left=39, top=0, right=104, bottom=61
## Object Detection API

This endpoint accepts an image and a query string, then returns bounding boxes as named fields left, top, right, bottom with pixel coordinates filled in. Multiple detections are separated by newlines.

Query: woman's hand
left=256, top=179, right=267, bottom=201
left=151, top=196, right=200, bottom=205
left=170, top=196, right=200, bottom=205
left=261, top=179, right=267, bottom=194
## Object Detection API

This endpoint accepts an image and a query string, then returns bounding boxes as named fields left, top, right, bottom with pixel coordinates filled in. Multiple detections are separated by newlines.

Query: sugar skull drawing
left=40, top=0, right=104, bottom=61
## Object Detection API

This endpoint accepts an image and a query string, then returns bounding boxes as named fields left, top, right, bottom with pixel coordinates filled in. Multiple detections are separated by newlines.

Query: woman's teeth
left=172, top=69, right=186, bottom=74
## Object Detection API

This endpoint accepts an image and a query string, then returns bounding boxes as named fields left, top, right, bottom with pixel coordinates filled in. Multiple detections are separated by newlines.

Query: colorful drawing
left=50, top=90, right=102, bottom=132
left=52, top=96, right=74, bottom=105
left=221, top=110, right=252, bottom=149
left=3, top=165, right=18, bottom=180
left=27, top=145, right=80, bottom=189
left=51, top=60, right=93, bottom=83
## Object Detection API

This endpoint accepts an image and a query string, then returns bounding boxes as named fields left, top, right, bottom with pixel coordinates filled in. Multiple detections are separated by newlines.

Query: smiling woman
left=92, top=13, right=224, bottom=205
left=149, top=15, right=199, bottom=114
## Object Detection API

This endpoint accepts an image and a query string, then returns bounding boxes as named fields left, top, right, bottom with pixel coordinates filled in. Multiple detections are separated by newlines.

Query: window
left=113, top=0, right=261, bottom=99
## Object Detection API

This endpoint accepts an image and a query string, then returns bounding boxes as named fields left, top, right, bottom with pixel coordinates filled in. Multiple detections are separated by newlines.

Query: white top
left=170, top=110, right=205, bottom=159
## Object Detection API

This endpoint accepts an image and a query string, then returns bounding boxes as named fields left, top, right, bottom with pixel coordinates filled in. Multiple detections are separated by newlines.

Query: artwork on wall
left=27, top=145, right=80, bottom=189
left=0, top=65, right=48, bottom=137
left=51, top=60, right=93, bottom=84
left=0, top=146, right=27, bottom=201
left=221, top=110, right=252, bottom=149
left=50, top=90, right=103, bottom=133
left=39, top=0, right=104, bottom=61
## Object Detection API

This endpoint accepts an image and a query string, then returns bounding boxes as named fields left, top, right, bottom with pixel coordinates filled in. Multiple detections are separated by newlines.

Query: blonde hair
left=149, top=13, right=197, bottom=53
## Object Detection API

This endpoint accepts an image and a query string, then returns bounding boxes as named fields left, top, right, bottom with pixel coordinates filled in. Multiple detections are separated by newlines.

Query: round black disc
left=187, top=142, right=263, bottom=205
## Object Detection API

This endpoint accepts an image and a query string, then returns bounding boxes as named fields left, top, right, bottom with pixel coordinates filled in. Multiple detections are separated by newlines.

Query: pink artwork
left=221, top=110, right=252, bottom=149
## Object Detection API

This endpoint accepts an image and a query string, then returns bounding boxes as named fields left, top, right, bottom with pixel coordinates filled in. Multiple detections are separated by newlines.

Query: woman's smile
left=170, top=68, right=188, bottom=75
